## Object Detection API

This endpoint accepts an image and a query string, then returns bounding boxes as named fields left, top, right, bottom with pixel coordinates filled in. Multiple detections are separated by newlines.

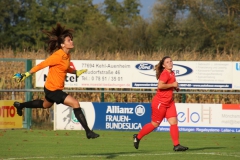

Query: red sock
left=137, top=123, right=156, bottom=139
left=170, top=124, right=179, bottom=146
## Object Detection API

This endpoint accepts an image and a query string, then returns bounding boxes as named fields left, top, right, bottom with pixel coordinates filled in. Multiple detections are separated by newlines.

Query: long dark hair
left=154, top=56, right=171, bottom=80
left=42, top=23, right=74, bottom=53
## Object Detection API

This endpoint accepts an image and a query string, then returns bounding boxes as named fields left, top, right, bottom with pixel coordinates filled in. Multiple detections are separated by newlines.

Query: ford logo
left=135, top=63, right=154, bottom=70
left=137, top=63, right=193, bottom=77
left=173, top=64, right=193, bottom=77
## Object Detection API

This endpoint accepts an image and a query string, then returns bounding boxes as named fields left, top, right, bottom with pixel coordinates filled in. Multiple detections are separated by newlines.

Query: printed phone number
left=81, top=76, right=123, bottom=81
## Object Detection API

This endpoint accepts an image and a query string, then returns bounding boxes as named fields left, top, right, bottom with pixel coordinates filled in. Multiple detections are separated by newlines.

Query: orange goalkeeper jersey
left=30, top=49, right=75, bottom=91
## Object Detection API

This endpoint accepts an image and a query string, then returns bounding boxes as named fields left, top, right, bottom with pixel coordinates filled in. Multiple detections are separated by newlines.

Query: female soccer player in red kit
left=133, top=56, right=188, bottom=151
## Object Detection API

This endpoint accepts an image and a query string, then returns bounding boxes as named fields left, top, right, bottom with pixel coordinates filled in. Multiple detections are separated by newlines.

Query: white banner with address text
left=35, top=60, right=240, bottom=89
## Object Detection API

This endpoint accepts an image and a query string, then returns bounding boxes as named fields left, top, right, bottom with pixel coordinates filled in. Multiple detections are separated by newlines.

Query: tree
left=0, top=0, right=25, bottom=49
left=103, top=0, right=141, bottom=27
left=151, top=0, right=240, bottom=53
left=0, top=0, right=109, bottom=51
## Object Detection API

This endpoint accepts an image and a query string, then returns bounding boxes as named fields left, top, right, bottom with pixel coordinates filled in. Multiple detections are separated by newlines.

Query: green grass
left=0, top=130, right=239, bottom=160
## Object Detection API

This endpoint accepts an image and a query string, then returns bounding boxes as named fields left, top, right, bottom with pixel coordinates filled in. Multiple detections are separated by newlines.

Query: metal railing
left=1, top=89, right=240, bottom=94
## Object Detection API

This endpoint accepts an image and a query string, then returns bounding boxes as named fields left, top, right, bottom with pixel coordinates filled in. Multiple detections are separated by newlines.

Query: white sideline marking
left=2, top=152, right=240, bottom=160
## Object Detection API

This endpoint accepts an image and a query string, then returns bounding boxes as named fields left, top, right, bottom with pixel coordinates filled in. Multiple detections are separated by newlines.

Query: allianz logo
left=135, top=63, right=154, bottom=70
left=106, top=106, right=134, bottom=114
left=106, top=105, right=145, bottom=116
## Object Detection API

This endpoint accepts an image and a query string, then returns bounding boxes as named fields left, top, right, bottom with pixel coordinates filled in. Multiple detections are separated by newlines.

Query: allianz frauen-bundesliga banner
left=54, top=102, right=240, bottom=133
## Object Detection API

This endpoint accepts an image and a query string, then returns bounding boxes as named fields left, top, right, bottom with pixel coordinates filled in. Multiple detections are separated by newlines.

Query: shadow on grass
left=187, top=147, right=226, bottom=151
left=73, top=150, right=150, bottom=159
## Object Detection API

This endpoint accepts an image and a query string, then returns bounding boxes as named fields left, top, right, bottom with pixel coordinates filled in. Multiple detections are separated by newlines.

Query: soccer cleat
left=133, top=134, right=140, bottom=149
left=173, top=144, right=189, bottom=151
left=86, top=130, right=100, bottom=139
left=13, top=101, right=23, bottom=116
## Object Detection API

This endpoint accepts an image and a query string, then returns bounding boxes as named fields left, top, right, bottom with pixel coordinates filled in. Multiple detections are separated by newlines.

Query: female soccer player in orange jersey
left=13, top=23, right=99, bottom=139
left=133, top=56, right=188, bottom=151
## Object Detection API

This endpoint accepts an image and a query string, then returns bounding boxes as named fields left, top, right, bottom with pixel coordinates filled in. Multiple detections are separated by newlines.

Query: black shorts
left=44, top=86, right=68, bottom=104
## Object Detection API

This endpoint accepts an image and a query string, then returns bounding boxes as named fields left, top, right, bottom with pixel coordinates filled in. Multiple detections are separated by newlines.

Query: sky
left=92, top=0, right=156, bottom=19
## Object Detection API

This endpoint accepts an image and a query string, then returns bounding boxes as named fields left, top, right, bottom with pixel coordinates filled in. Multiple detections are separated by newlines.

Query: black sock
left=20, top=100, right=44, bottom=109
left=73, top=108, right=91, bottom=132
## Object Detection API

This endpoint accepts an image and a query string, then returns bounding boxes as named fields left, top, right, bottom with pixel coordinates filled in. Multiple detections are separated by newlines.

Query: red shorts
left=151, top=96, right=177, bottom=123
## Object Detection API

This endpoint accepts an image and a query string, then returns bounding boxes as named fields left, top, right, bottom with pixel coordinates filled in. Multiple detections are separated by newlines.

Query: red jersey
left=31, top=49, right=75, bottom=91
left=155, top=69, right=176, bottom=104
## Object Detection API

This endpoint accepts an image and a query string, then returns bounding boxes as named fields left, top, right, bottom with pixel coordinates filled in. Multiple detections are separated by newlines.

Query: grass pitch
left=0, top=130, right=239, bottom=160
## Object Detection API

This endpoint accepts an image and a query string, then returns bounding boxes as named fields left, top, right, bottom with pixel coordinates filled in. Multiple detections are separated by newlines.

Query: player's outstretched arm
left=76, top=69, right=87, bottom=77
left=13, top=72, right=31, bottom=83
left=67, top=68, right=88, bottom=77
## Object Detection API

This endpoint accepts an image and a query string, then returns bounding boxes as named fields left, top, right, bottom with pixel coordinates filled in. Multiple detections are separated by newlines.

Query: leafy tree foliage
left=152, top=0, right=240, bottom=53
left=0, top=0, right=240, bottom=54
left=103, top=0, right=141, bottom=27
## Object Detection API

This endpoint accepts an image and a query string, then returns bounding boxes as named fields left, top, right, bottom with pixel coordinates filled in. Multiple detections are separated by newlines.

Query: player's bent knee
left=69, top=100, right=80, bottom=109
left=151, top=121, right=160, bottom=127
left=43, top=105, right=51, bottom=109
left=167, top=117, right=178, bottom=125
left=168, top=121, right=178, bottom=125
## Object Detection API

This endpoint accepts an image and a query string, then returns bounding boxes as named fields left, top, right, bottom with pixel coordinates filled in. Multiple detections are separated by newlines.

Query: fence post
left=12, top=92, right=15, bottom=100
left=101, top=88, right=104, bottom=102
left=181, top=89, right=186, bottom=103
left=25, top=59, right=32, bottom=129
